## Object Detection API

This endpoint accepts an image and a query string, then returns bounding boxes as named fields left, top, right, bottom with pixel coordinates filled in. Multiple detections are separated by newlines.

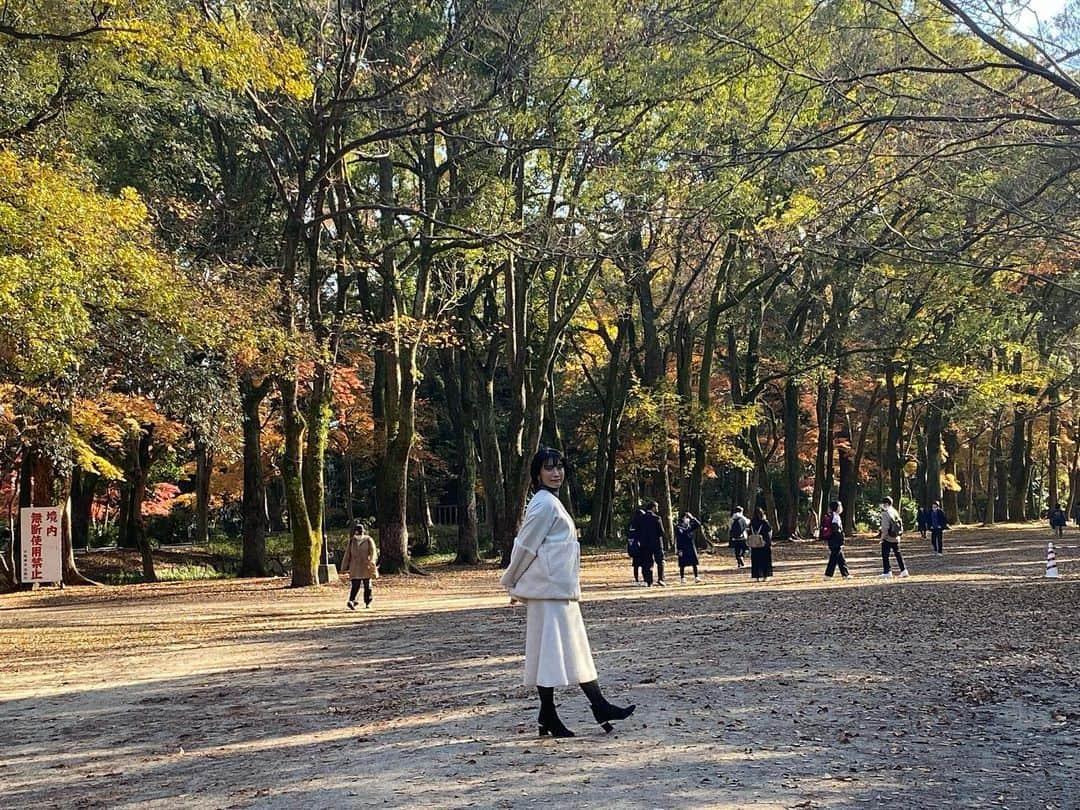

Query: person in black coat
left=626, top=508, right=646, bottom=585
left=675, top=512, right=703, bottom=584
left=916, top=506, right=930, bottom=541
left=822, top=500, right=851, bottom=579
left=928, top=501, right=949, bottom=554
left=632, top=501, right=667, bottom=586
left=749, top=507, right=773, bottom=581
left=1050, top=504, right=1067, bottom=538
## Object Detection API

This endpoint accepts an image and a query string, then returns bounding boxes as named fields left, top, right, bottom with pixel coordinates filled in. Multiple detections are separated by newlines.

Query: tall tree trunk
left=925, top=403, right=943, bottom=507
left=1008, top=352, right=1027, bottom=520
left=782, top=377, right=800, bottom=539
left=411, top=458, right=434, bottom=557
left=1066, top=409, right=1079, bottom=519
left=376, top=439, right=411, bottom=572
left=812, top=379, right=829, bottom=526
left=986, top=414, right=1005, bottom=524
left=126, top=429, right=156, bottom=581
left=475, top=366, right=510, bottom=559
left=343, top=454, right=355, bottom=526
left=240, top=375, right=270, bottom=577
left=967, top=436, right=978, bottom=524
left=194, top=435, right=212, bottom=546
left=942, top=426, right=960, bottom=524
left=279, top=372, right=319, bottom=586
left=588, top=314, right=630, bottom=544
left=1048, top=384, right=1061, bottom=510
left=70, top=466, right=98, bottom=552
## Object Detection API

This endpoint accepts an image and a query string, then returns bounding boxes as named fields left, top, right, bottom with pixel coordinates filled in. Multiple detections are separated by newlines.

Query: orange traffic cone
left=1046, top=542, right=1060, bottom=578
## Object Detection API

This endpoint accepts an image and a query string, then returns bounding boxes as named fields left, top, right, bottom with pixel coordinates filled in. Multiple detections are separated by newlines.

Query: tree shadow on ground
left=3, top=547, right=1079, bottom=809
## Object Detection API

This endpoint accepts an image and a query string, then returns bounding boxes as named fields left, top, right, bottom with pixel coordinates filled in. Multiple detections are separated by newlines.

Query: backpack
left=729, top=517, right=745, bottom=540
left=886, top=513, right=903, bottom=538
left=820, top=516, right=834, bottom=542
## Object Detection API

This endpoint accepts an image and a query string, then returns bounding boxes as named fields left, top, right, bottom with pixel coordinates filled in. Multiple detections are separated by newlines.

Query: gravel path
left=2, top=524, right=1077, bottom=809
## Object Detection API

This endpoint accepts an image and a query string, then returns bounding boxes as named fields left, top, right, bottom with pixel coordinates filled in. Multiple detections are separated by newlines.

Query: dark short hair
left=829, top=500, right=840, bottom=511
left=530, top=447, right=565, bottom=490
left=647, top=500, right=658, bottom=511
left=881, top=496, right=893, bottom=506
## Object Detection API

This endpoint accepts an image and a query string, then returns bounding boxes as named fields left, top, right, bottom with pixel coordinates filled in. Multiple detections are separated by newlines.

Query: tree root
left=406, top=561, right=431, bottom=576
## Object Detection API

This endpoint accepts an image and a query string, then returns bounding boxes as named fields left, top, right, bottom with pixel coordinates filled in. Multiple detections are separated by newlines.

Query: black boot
left=537, top=686, right=575, bottom=738
left=580, top=680, right=635, bottom=733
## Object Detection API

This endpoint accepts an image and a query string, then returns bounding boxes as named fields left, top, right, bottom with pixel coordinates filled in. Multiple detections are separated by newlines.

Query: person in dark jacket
left=729, top=506, right=750, bottom=568
left=632, top=501, right=667, bottom=586
left=1050, top=504, right=1067, bottom=538
left=916, top=506, right=930, bottom=541
left=928, top=501, right=949, bottom=554
left=822, top=500, right=851, bottom=579
left=627, top=508, right=646, bottom=585
left=675, top=512, right=703, bottom=584
left=749, top=507, right=773, bottom=581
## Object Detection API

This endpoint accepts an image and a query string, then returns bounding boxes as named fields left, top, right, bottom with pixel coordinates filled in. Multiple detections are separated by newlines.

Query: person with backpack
left=822, top=500, right=851, bottom=579
left=675, top=511, right=703, bottom=584
left=928, top=501, right=949, bottom=554
left=748, top=507, right=773, bottom=581
left=729, top=506, right=750, bottom=568
left=634, top=501, right=667, bottom=586
left=626, top=507, right=646, bottom=585
left=879, top=496, right=909, bottom=578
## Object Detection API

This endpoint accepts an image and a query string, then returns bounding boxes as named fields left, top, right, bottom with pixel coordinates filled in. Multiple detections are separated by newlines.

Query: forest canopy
left=2, top=0, right=1078, bottom=587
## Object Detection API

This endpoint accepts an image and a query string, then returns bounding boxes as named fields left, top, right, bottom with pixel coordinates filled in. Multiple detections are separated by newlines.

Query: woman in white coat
left=500, top=447, right=635, bottom=738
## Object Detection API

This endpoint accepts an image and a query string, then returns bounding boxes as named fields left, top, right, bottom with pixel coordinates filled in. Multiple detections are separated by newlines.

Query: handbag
left=747, top=532, right=765, bottom=549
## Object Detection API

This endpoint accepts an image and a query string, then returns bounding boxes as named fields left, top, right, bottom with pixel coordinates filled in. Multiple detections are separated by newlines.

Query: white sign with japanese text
left=20, top=506, right=62, bottom=584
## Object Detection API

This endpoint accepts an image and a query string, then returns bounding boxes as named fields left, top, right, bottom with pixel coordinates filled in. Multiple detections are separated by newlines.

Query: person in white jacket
left=500, top=447, right=635, bottom=738
left=879, top=496, right=910, bottom=578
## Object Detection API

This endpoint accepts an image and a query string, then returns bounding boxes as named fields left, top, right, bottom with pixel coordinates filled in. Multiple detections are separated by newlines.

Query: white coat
left=499, top=489, right=581, bottom=602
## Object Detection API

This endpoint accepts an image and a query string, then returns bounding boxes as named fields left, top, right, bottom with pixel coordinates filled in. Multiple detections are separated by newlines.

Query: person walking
left=341, top=519, right=378, bottom=609
left=879, top=496, right=909, bottom=578
left=928, top=501, right=949, bottom=555
left=822, top=500, right=851, bottom=579
left=916, top=505, right=930, bottom=541
left=500, top=447, right=635, bottom=738
left=634, top=501, right=667, bottom=586
left=748, top=507, right=774, bottom=582
left=729, top=506, right=750, bottom=568
left=626, top=507, right=646, bottom=585
left=675, top=512, right=703, bottom=584
left=1049, top=504, right=1067, bottom=538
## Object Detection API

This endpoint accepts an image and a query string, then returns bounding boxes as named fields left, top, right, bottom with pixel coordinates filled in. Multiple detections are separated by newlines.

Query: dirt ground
left=2, top=524, right=1078, bottom=810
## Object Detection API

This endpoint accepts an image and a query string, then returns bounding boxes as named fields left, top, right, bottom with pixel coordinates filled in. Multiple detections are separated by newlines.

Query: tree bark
left=70, top=466, right=97, bottom=552
left=1048, top=384, right=1061, bottom=510
left=925, top=403, right=943, bottom=507
left=588, top=313, right=630, bottom=545
left=1008, top=352, right=1027, bottom=520
left=782, top=377, right=801, bottom=539
left=240, top=375, right=270, bottom=577
left=942, top=425, right=960, bottom=524
left=279, top=372, right=319, bottom=586
left=194, top=435, right=212, bottom=546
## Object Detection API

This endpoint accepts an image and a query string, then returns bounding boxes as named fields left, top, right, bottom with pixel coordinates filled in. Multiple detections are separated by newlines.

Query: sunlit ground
left=2, top=523, right=1077, bottom=809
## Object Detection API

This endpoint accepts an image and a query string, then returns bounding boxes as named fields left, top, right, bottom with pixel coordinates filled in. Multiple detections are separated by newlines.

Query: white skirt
left=523, top=599, right=598, bottom=687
